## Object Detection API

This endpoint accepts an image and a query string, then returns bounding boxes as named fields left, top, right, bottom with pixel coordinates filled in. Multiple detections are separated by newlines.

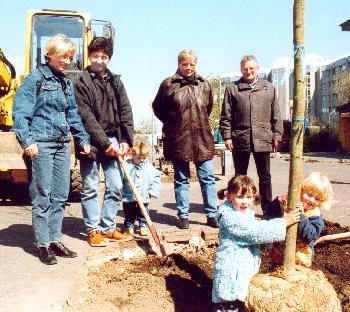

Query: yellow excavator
left=0, top=9, right=115, bottom=200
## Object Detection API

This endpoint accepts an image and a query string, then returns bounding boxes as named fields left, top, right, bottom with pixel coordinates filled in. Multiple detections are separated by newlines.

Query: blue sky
left=1, top=0, right=349, bottom=126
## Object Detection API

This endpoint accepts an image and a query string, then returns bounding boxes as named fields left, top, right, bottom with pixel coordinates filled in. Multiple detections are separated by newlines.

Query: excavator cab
left=24, top=9, right=115, bottom=79
left=1, top=9, right=115, bottom=127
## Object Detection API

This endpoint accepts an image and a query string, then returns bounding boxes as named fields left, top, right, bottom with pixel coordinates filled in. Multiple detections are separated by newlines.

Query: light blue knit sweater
left=212, top=201, right=286, bottom=303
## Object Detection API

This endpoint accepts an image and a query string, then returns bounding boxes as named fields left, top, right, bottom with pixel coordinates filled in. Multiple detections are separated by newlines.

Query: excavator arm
left=0, top=48, right=17, bottom=129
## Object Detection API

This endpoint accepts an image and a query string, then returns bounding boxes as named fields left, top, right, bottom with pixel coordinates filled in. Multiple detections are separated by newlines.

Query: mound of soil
left=64, top=221, right=350, bottom=312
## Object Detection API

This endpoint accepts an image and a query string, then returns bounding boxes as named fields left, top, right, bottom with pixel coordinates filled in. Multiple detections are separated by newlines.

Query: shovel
left=314, top=231, right=350, bottom=246
left=117, top=155, right=171, bottom=256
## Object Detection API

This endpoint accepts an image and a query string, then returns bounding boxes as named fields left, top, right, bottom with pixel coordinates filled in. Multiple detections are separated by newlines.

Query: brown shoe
left=88, top=230, right=108, bottom=247
left=102, top=228, right=133, bottom=242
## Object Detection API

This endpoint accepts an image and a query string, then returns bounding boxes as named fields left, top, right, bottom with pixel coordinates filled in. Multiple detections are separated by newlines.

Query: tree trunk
left=283, top=0, right=306, bottom=272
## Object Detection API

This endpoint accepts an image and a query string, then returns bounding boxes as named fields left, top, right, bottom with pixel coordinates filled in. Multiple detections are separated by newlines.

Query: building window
left=333, top=66, right=341, bottom=75
left=332, top=93, right=338, bottom=105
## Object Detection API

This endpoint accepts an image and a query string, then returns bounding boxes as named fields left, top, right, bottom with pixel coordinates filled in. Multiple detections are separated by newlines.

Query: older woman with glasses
left=12, top=34, right=90, bottom=265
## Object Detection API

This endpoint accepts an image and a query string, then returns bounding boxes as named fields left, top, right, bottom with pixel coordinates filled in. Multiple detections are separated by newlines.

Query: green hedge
left=280, top=121, right=340, bottom=152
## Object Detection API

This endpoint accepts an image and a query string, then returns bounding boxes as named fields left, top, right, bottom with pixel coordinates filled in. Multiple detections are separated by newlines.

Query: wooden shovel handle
left=117, top=155, right=162, bottom=247
left=314, top=232, right=350, bottom=246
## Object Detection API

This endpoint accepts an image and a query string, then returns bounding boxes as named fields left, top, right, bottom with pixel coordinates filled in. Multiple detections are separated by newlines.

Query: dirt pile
left=64, top=221, right=350, bottom=312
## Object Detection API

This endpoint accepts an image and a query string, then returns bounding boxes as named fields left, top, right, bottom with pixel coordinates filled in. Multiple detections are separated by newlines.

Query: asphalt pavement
left=0, top=152, right=349, bottom=311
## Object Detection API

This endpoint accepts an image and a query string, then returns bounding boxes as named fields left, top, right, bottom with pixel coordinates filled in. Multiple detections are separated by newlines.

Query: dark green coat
left=220, top=77, right=282, bottom=152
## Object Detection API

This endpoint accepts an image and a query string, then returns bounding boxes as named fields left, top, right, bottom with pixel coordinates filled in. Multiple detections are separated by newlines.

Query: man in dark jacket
left=153, top=49, right=217, bottom=229
left=74, top=37, right=134, bottom=246
left=220, top=55, right=283, bottom=215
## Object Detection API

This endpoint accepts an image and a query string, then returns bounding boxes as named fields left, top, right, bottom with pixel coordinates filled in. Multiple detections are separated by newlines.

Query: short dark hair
left=88, top=37, right=113, bottom=57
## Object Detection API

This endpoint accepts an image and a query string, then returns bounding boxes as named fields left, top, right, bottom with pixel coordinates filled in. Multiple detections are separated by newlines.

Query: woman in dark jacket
left=12, top=34, right=90, bottom=265
left=153, top=49, right=217, bottom=229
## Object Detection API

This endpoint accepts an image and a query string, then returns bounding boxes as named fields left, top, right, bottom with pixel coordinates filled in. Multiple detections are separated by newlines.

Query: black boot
left=207, top=217, right=219, bottom=228
left=38, top=247, right=57, bottom=265
left=177, top=217, right=189, bottom=229
left=50, top=242, right=77, bottom=258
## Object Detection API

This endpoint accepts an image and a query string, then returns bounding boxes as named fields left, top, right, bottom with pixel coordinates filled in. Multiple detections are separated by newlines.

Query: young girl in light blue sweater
left=212, top=175, right=300, bottom=312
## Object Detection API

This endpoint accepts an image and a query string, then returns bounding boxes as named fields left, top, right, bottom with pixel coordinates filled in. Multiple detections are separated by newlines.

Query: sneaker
left=139, top=227, right=148, bottom=237
left=88, top=230, right=108, bottom=247
left=207, top=217, right=219, bottom=228
left=38, top=247, right=57, bottom=265
left=125, top=228, right=134, bottom=235
left=102, top=228, right=133, bottom=242
left=50, top=242, right=77, bottom=258
left=177, top=217, right=189, bottom=229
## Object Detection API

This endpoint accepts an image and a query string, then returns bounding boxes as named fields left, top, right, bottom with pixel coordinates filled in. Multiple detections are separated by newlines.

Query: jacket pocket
left=257, top=125, right=273, bottom=143
left=41, top=83, right=58, bottom=91
left=232, top=128, right=250, bottom=148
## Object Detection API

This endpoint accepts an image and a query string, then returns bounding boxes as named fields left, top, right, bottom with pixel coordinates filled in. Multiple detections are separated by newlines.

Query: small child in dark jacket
left=122, top=141, right=161, bottom=236
left=267, top=172, right=333, bottom=267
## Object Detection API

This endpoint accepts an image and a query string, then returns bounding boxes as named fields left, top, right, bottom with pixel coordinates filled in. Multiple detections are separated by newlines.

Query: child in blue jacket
left=268, top=172, right=333, bottom=268
left=212, top=175, right=300, bottom=312
left=122, top=141, right=161, bottom=236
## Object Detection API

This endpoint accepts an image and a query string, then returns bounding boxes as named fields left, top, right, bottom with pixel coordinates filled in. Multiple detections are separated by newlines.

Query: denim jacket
left=12, top=65, right=89, bottom=149
left=122, top=159, right=161, bottom=203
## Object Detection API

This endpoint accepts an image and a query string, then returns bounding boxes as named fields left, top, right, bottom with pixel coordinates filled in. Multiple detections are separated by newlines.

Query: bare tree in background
left=337, top=72, right=350, bottom=105
left=208, top=76, right=225, bottom=129
left=135, top=118, right=158, bottom=134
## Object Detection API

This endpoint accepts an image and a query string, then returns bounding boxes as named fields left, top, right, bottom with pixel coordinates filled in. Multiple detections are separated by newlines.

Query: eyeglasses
left=180, top=62, right=196, bottom=68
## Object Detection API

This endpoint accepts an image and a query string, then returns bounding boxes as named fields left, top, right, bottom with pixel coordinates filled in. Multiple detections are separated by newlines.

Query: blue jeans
left=123, top=202, right=149, bottom=229
left=173, top=159, right=217, bottom=219
left=80, top=136, right=123, bottom=234
left=30, top=141, right=71, bottom=247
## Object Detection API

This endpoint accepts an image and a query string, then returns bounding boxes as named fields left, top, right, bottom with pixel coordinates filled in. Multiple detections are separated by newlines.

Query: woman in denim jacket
left=12, top=34, right=90, bottom=265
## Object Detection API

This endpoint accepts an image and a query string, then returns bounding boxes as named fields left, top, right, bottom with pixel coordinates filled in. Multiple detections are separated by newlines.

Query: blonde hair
left=44, top=34, right=76, bottom=58
left=301, top=172, right=333, bottom=210
left=240, top=55, right=258, bottom=66
left=178, top=49, right=198, bottom=64
left=130, top=141, right=150, bottom=157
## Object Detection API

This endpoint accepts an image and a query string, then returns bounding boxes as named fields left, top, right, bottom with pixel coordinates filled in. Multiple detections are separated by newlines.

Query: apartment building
left=269, top=53, right=350, bottom=123
left=318, top=55, right=350, bottom=123
left=269, top=54, right=326, bottom=121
